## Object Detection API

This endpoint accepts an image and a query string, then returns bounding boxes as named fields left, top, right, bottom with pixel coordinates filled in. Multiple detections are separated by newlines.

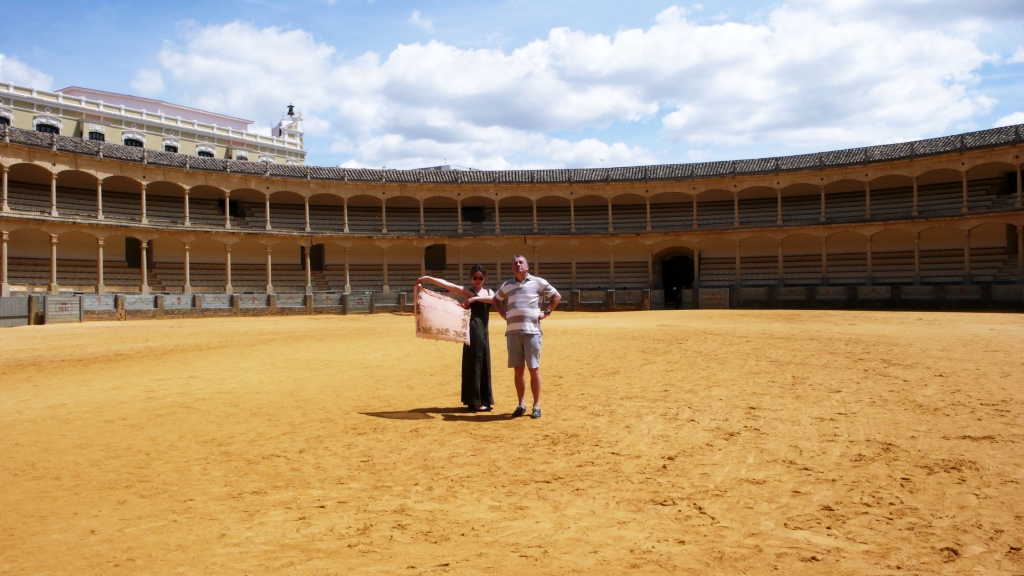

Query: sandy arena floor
left=1, top=310, right=1022, bottom=575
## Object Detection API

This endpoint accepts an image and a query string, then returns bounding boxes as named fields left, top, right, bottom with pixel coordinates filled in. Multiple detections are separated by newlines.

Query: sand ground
left=1, top=310, right=1022, bottom=575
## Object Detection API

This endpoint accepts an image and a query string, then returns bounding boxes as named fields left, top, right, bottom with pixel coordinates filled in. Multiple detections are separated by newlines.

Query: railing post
left=381, top=198, right=387, bottom=234
left=183, top=189, right=189, bottom=226
left=304, top=196, right=311, bottom=232
left=140, top=182, right=147, bottom=224
left=97, top=238, right=105, bottom=294
left=342, top=197, right=349, bottom=233
left=224, top=191, right=231, bottom=229
left=265, top=195, right=272, bottom=230
left=50, top=173, right=59, bottom=217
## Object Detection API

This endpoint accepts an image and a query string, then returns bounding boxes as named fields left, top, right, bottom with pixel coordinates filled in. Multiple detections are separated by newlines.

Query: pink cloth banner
left=414, top=286, right=471, bottom=345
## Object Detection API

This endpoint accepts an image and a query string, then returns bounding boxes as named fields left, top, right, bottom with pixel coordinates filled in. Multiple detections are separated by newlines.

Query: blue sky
left=1, top=0, right=1022, bottom=169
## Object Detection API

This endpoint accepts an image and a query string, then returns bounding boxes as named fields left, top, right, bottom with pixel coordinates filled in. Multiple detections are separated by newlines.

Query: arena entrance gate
left=661, top=255, right=694, bottom=308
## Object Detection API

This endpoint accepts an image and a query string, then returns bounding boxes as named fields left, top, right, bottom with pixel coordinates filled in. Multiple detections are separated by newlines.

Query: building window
left=124, top=138, right=144, bottom=147
left=164, top=144, right=178, bottom=153
left=36, top=124, right=60, bottom=134
left=88, top=131, right=105, bottom=142
left=197, top=150, right=214, bottom=158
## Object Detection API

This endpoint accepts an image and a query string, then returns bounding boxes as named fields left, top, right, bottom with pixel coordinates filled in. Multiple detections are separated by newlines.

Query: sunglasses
left=471, top=275, right=485, bottom=280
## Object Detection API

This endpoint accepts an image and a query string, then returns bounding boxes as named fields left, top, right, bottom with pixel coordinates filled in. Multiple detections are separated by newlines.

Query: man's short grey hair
left=512, top=254, right=528, bottom=262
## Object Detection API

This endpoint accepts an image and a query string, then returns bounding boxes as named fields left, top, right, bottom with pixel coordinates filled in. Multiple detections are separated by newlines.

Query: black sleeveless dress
left=461, top=289, right=493, bottom=408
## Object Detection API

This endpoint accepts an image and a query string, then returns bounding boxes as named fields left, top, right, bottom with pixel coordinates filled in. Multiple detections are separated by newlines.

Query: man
left=491, top=254, right=561, bottom=419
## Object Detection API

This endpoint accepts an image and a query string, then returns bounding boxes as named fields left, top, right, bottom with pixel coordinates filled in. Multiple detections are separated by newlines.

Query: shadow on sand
left=361, top=406, right=514, bottom=423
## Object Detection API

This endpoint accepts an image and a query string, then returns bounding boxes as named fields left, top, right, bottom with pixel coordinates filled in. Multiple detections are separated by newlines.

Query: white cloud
left=409, top=10, right=433, bottom=31
left=0, top=54, right=53, bottom=90
left=994, top=111, right=1024, bottom=128
left=130, top=68, right=165, bottom=96
left=148, top=2, right=1003, bottom=168
left=1008, top=47, right=1024, bottom=64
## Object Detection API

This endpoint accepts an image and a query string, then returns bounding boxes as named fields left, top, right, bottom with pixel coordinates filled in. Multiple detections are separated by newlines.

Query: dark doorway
left=125, top=237, right=154, bottom=270
left=425, top=244, right=447, bottom=271
left=301, top=244, right=325, bottom=271
left=661, top=255, right=694, bottom=308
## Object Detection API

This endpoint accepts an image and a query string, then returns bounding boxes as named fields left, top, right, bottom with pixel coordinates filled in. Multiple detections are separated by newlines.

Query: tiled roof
left=2, top=123, right=1021, bottom=184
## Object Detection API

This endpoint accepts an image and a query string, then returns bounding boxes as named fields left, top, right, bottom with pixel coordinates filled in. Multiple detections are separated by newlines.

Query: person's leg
left=528, top=367, right=542, bottom=409
left=514, top=366, right=527, bottom=408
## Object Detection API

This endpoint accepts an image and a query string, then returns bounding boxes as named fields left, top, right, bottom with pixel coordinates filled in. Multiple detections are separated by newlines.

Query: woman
left=415, top=265, right=495, bottom=412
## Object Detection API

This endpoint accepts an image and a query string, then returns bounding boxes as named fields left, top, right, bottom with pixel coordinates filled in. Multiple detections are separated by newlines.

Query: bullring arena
left=0, top=84, right=1023, bottom=574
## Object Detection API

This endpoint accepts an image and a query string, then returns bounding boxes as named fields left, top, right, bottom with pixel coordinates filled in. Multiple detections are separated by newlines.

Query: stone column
left=693, top=249, right=700, bottom=290
left=96, top=238, right=105, bottom=294
left=570, top=198, right=576, bottom=233
left=183, top=189, right=189, bottom=226
left=458, top=246, right=464, bottom=285
left=914, top=233, right=921, bottom=285
left=494, top=198, right=501, bottom=234
left=50, top=173, right=59, bottom=217
left=864, top=181, right=871, bottom=219
left=419, top=200, right=425, bottom=234
left=343, top=197, right=349, bottom=233
left=183, top=243, right=192, bottom=295
left=777, top=241, right=784, bottom=287
left=224, top=246, right=233, bottom=294
left=49, top=235, right=58, bottom=292
left=821, top=236, right=828, bottom=286
left=692, top=195, right=698, bottom=230
left=140, top=240, right=150, bottom=295
left=1018, top=225, right=1024, bottom=283
left=571, top=248, right=577, bottom=290
left=734, top=242, right=741, bottom=288
left=866, top=236, right=873, bottom=286
left=733, top=192, right=739, bottom=227
left=305, top=244, right=313, bottom=295
left=344, top=247, right=351, bottom=293
left=264, top=195, right=272, bottom=230
left=819, top=185, right=826, bottom=222
left=607, top=198, right=614, bottom=232
left=609, top=245, right=615, bottom=290
left=1, top=231, right=9, bottom=297
left=963, top=230, right=971, bottom=285
left=304, top=197, right=311, bottom=232
left=911, top=177, right=919, bottom=217
left=1, top=165, right=8, bottom=213
left=532, top=199, right=539, bottom=233
left=961, top=171, right=969, bottom=213
left=265, top=246, right=274, bottom=294
left=96, top=179, right=104, bottom=220
left=457, top=199, right=463, bottom=234
left=382, top=248, right=389, bottom=293
left=140, top=182, right=148, bottom=224
left=645, top=197, right=652, bottom=231
left=224, top=191, right=231, bottom=229
left=381, top=199, right=387, bottom=234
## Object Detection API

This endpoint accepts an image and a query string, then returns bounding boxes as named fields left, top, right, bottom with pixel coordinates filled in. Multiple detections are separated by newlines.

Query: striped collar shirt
left=495, top=274, right=560, bottom=335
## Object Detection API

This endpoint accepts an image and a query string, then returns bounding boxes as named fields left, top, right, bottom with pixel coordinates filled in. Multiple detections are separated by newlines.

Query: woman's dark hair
left=470, top=264, right=488, bottom=277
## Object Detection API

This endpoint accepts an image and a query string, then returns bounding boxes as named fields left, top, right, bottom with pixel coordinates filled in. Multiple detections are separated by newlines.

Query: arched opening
left=536, top=196, right=571, bottom=234
left=7, top=227, right=52, bottom=291
left=461, top=195, right=496, bottom=235
left=535, top=242, right=572, bottom=293
left=54, top=170, right=100, bottom=219
left=266, top=241, right=305, bottom=292
left=655, top=245, right=695, bottom=307
left=6, top=163, right=53, bottom=215
left=384, top=196, right=420, bottom=234
left=695, top=189, right=733, bottom=229
left=99, top=234, right=141, bottom=291
left=825, top=231, right=868, bottom=285
left=146, top=181, right=187, bottom=226
left=387, top=243, right=424, bottom=290
left=423, top=197, right=459, bottom=235
left=823, top=179, right=867, bottom=223
left=611, top=194, right=647, bottom=231
left=612, top=240, right=649, bottom=289
left=573, top=195, right=608, bottom=233
left=149, top=236, right=185, bottom=293
left=54, top=231, right=100, bottom=289
left=229, top=239, right=272, bottom=292
left=966, top=162, right=1018, bottom=211
left=780, top=183, right=821, bottom=224
left=308, top=193, right=347, bottom=233
left=268, top=191, right=306, bottom=231
left=101, top=176, right=144, bottom=223
left=189, top=185, right=228, bottom=228
left=736, top=186, right=777, bottom=227
left=497, top=196, right=533, bottom=234
left=183, top=238, right=228, bottom=293
left=695, top=237, right=735, bottom=288
left=348, top=195, right=383, bottom=234
left=229, top=188, right=267, bottom=229
left=739, top=235, right=780, bottom=286
left=870, top=229, right=915, bottom=285
left=868, top=174, right=913, bottom=220
left=650, top=192, right=692, bottom=231
left=573, top=241, right=611, bottom=289
left=915, top=169, right=963, bottom=216
left=919, top=226, right=966, bottom=285
left=781, top=233, right=823, bottom=286
left=968, top=221, right=1018, bottom=284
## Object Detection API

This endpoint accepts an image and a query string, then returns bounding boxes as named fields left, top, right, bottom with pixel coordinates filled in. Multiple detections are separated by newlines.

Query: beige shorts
left=506, top=333, right=542, bottom=369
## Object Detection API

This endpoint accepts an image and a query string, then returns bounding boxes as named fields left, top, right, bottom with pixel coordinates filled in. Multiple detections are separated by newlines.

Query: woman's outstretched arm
left=414, top=276, right=472, bottom=299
